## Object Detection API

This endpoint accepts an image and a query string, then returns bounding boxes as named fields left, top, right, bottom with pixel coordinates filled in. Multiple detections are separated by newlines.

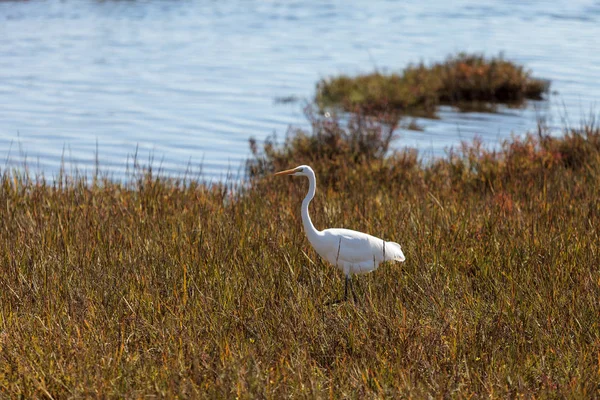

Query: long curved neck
left=301, top=170, right=322, bottom=243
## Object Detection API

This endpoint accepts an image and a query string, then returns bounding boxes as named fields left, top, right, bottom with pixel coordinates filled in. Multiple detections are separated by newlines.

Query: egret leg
left=350, top=277, right=358, bottom=303
left=344, top=275, right=349, bottom=301
left=325, top=275, right=350, bottom=305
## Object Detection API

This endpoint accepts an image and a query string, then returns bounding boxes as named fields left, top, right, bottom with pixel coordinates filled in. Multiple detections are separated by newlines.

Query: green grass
left=1, top=117, right=599, bottom=397
left=315, top=53, right=549, bottom=117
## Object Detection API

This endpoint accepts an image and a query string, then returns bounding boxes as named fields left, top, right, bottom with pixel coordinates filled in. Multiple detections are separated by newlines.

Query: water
left=1, top=0, right=599, bottom=180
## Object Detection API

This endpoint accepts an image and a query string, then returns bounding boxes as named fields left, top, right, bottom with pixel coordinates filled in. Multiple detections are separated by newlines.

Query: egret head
left=274, top=165, right=312, bottom=177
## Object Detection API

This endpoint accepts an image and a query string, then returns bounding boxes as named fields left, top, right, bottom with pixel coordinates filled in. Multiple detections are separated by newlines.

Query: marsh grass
left=1, top=116, right=599, bottom=397
left=316, top=53, right=549, bottom=118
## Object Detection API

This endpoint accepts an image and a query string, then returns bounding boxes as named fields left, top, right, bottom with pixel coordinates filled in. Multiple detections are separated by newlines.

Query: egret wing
left=321, top=228, right=386, bottom=264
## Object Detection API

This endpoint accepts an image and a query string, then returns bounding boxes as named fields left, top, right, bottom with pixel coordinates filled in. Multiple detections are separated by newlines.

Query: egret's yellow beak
left=274, top=168, right=298, bottom=176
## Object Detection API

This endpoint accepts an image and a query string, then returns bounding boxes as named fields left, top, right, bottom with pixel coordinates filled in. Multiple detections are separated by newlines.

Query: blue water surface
left=0, top=0, right=598, bottom=180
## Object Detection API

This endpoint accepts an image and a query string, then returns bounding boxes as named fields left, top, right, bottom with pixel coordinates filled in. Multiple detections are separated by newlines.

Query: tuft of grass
left=316, top=53, right=549, bottom=117
left=248, top=106, right=401, bottom=188
left=1, top=115, right=599, bottom=397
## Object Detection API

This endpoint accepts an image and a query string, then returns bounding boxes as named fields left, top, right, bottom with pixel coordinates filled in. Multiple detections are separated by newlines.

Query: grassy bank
left=316, top=53, right=549, bottom=117
left=1, top=117, right=599, bottom=397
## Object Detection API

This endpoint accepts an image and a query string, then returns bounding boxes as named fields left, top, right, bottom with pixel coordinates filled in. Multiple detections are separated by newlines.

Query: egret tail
left=386, top=241, right=405, bottom=262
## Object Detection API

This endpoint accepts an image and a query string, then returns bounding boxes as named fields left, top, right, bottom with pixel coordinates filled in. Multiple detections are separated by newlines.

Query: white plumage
left=275, top=165, right=405, bottom=300
left=316, top=228, right=405, bottom=275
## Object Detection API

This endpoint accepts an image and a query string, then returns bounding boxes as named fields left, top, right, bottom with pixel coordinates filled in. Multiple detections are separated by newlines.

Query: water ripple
left=0, top=0, right=599, bottom=180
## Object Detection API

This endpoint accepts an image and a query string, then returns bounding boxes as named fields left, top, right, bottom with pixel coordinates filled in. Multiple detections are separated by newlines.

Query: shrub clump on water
left=315, top=53, right=549, bottom=117
left=248, top=110, right=598, bottom=195
left=247, top=107, right=411, bottom=189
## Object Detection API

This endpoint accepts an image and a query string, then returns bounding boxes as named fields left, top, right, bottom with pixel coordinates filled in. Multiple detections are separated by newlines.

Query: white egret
left=275, top=165, right=405, bottom=301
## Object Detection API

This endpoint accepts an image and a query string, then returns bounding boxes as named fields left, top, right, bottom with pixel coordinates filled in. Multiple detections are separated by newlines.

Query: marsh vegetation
left=1, top=109, right=599, bottom=397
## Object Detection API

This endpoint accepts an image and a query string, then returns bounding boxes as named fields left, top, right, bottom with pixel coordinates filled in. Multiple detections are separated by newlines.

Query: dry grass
left=1, top=117, right=599, bottom=398
left=316, top=53, right=549, bottom=117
